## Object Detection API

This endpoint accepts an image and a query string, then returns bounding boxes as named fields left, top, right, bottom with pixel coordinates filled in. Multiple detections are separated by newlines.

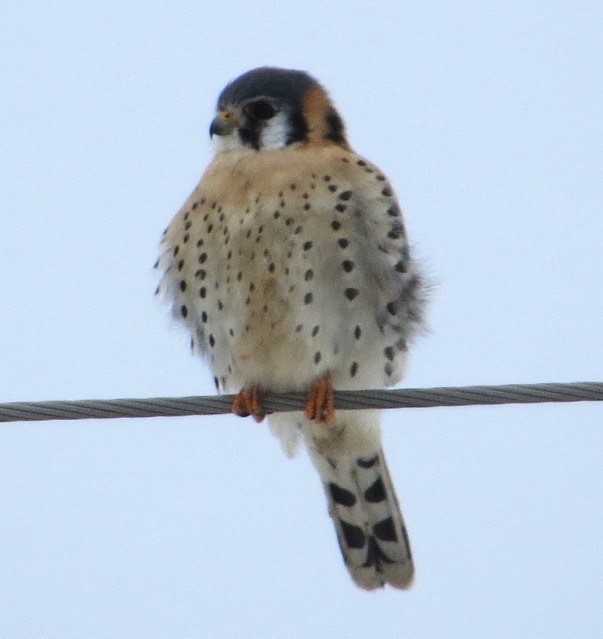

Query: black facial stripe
left=324, top=109, right=346, bottom=144
left=286, top=110, right=309, bottom=145
left=238, top=124, right=261, bottom=150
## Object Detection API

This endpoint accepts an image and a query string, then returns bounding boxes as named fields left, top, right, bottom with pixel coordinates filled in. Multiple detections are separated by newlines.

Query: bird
left=155, top=67, right=426, bottom=590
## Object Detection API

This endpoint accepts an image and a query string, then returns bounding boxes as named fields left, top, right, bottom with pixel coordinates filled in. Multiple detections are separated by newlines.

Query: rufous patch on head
left=302, top=86, right=351, bottom=150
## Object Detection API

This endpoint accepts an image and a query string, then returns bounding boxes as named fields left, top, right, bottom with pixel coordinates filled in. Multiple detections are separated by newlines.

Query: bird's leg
left=232, top=385, right=265, bottom=422
left=305, top=372, right=335, bottom=425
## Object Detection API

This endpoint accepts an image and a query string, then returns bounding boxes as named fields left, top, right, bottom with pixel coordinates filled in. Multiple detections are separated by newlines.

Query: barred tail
left=312, top=447, right=414, bottom=590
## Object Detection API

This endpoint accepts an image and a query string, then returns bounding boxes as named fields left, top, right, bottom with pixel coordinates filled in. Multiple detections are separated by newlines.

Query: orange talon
left=305, top=373, right=336, bottom=424
left=232, top=385, right=265, bottom=422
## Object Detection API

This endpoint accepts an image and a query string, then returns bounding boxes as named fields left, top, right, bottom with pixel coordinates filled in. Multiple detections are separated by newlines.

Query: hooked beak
left=209, top=111, right=238, bottom=137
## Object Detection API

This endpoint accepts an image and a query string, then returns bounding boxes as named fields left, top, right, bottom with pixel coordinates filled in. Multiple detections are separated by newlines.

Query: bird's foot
left=305, top=373, right=335, bottom=424
left=232, top=385, right=265, bottom=422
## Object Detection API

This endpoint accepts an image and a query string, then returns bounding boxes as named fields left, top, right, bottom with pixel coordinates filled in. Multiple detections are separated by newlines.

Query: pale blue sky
left=1, top=2, right=602, bottom=638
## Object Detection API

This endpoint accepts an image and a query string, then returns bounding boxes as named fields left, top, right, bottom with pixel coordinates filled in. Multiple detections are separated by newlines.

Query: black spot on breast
left=173, top=246, right=180, bottom=257
left=311, top=325, right=319, bottom=337
left=338, top=190, right=353, bottom=201
left=387, top=204, right=400, bottom=217
left=314, top=351, right=321, bottom=364
left=384, top=346, right=394, bottom=361
left=303, top=241, right=312, bottom=251
left=208, top=334, right=215, bottom=347
left=335, top=203, right=347, bottom=213
left=381, top=186, right=393, bottom=197
left=354, top=325, right=361, bottom=339
left=342, top=260, right=354, bottom=272
left=180, top=305, right=188, bottom=318
left=179, top=280, right=187, bottom=292
left=177, top=259, right=185, bottom=271
left=338, top=238, right=349, bottom=249
left=329, top=482, right=356, bottom=507
left=388, top=221, right=405, bottom=240
left=199, top=287, right=206, bottom=298
left=344, top=287, right=359, bottom=300
left=304, top=292, right=313, bottom=304
left=304, top=269, right=314, bottom=281
left=331, top=220, right=341, bottom=230
left=198, top=253, right=207, bottom=264
left=350, top=362, right=358, bottom=377
left=201, top=311, right=207, bottom=323
left=328, top=184, right=337, bottom=192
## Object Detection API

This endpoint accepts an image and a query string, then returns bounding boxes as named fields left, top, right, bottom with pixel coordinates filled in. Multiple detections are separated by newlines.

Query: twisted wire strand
left=1, top=382, right=601, bottom=424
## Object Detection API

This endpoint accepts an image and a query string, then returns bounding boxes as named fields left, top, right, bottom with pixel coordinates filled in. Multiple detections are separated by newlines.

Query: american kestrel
left=155, top=67, right=426, bottom=590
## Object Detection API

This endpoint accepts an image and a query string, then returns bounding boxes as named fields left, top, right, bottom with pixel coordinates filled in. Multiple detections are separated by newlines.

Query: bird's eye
left=246, top=100, right=277, bottom=120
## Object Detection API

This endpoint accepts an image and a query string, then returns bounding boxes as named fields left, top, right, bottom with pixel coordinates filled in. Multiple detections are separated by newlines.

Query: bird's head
left=209, top=67, right=349, bottom=152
